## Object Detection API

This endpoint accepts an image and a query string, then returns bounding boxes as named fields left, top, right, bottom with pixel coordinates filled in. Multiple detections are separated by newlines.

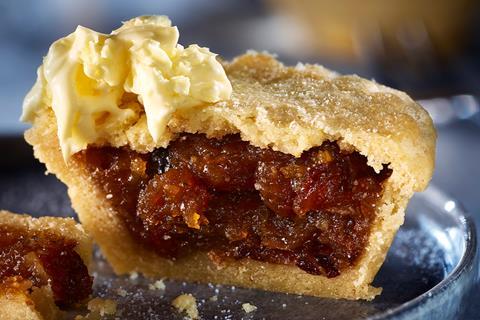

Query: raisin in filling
left=80, top=134, right=391, bottom=277
left=0, top=226, right=92, bottom=306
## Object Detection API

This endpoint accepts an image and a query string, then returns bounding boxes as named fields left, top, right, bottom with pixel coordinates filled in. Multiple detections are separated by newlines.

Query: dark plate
left=0, top=137, right=477, bottom=320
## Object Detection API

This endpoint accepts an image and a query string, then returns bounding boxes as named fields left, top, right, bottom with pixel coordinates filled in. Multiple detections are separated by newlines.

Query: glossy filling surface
left=81, top=134, right=391, bottom=277
left=0, top=225, right=92, bottom=306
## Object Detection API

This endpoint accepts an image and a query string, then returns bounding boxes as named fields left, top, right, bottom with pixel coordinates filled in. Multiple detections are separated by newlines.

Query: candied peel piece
left=138, top=168, right=210, bottom=230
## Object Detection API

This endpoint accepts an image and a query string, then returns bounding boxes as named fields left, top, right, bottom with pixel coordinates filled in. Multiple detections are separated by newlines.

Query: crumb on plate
left=242, top=302, right=258, bottom=313
left=172, top=293, right=199, bottom=319
left=116, top=288, right=127, bottom=297
left=129, top=272, right=139, bottom=280
left=75, top=298, right=117, bottom=320
left=148, top=279, right=166, bottom=291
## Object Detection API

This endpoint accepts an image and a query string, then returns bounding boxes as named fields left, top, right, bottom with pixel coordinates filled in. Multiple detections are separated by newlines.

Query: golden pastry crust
left=0, top=211, right=93, bottom=320
left=0, top=289, right=45, bottom=320
left=0, top=279, right=60, bottom=320
left=24, top=53, right=436, bottom=300
left=0, top=211, right=92, bottom=265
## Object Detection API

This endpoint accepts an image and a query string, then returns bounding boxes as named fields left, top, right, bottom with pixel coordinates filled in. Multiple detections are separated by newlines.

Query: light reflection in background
left=267, top=0, right=480, bottom=97
left=268, top=0, right=475, bottom=62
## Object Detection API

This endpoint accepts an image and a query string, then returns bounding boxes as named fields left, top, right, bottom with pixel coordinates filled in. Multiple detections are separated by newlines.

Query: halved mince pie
left=0, top=211, right=93, bottom=320
left=21, top=17, right=435, bottom=300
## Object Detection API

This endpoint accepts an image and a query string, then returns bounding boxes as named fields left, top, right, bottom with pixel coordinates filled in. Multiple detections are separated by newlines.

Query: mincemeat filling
left=0, top=226, right=92, bottom=306
left=80, top=134, right=391, bottom=277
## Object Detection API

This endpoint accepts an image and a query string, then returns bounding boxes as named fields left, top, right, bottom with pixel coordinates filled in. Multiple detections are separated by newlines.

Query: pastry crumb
left=209, top=295, right=218, bottom=302
left=75, top=298, right=117, bottom=319
left=88, top=298, right=117, bottom=316
left=129, top=272, right=139, bottom=280
left=242, top=302, right=257, bottom=313
left=148, top=279, right=166, bottom=291
left=116, top=288, right=127, bottom=297
left=172, top=293, right=199, bottom=319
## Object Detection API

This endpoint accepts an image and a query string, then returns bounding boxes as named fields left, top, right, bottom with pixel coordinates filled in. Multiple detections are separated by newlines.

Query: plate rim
left=370, top=185, right=478, bottom=319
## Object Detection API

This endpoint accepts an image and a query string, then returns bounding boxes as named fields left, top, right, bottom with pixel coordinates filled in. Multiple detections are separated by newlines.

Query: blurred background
left=0, top=0, right=479, bottom=315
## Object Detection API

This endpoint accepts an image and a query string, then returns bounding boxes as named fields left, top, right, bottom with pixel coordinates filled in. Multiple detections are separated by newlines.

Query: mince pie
left=22, top=16, right=436, bottom=300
